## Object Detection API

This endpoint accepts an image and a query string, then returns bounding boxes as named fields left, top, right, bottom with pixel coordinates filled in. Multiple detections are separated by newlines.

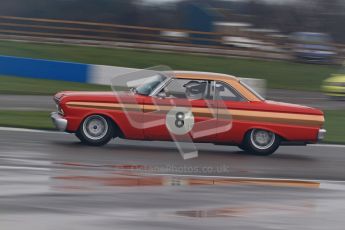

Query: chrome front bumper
left=51, top=112, right=68, bottom=131
left=318, top=129, right=327, bottom=141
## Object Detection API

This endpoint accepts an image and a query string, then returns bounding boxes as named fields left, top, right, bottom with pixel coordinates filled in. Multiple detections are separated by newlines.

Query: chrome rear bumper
left=51, top=112, right=68, bottom=131
left=318, top=129, right=327, bottom=141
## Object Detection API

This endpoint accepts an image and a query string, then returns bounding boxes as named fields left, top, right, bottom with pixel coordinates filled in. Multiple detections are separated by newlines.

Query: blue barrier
left=0, top=55, right=89, bottom=83
left=0, top=55, right=266, bottom=95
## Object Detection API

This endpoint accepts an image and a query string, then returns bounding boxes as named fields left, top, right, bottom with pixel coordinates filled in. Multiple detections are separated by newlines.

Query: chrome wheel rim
left=250, top=129, right=275, bottom=150
left=82, top=115, right=108, bottom=140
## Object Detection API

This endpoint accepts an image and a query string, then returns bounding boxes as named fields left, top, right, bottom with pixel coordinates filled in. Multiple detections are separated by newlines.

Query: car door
left=214, top=81, right=248, bottom=143
left=143, top=78, right=218, bottom=142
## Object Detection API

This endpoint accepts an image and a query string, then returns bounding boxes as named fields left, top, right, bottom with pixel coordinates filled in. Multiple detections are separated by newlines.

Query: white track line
left=0, top=166, right=51, bottom=171
left=308, top=144, right=345, bottom=148
left=136, top=172, right=345, bottom=184
left=0, top=127, right=60, bottom=134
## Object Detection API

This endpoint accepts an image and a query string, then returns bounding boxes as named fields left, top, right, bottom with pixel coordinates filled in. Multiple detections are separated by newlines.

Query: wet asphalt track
left=1, top=129, right=345, bottom=180
left=1, top=128, right=345, bottom=230
left=1, top=89, right=345, bottom=229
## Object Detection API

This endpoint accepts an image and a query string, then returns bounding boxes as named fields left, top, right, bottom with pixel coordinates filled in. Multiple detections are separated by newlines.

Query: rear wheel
left=242, top=129, right=280, bottom=156
left=76, top=115, right=115, bottom=146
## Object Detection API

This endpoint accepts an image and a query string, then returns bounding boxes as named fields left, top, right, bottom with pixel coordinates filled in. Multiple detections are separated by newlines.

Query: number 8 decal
left=175, top=112, right=185, bottom=128
left=166, top=107, right=195, bottom=135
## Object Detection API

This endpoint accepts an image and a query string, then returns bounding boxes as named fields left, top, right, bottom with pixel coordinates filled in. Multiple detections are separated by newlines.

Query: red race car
left=51, top=71, right=326, bottom=156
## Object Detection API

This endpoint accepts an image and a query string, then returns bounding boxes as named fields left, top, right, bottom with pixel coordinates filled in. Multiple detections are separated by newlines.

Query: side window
left=215, top=81, right=246, bottom=102
left=161, top=79, right=210, bottom=100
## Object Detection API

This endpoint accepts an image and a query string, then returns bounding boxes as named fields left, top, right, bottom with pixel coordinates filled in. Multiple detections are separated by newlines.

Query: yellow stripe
left=66, top=101, right=141, bottom=111
left=66, top=102, right=324, bottom=127
left=219, top=109, right=324, bottom=127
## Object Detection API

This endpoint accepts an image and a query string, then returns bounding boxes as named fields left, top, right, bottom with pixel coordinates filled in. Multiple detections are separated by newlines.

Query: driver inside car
left=183, top=81, right=207, bottom=100
left=161, top=80, right=207, bottom=99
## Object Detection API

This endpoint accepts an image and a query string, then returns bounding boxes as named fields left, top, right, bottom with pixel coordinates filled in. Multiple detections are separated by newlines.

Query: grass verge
left=0, top=40, right=339, bottom=92
left=0, top=111, right=54, bottom=130
left=324, top=110, right=345, bottom=143
left=0, top=110, right=343, bottom=144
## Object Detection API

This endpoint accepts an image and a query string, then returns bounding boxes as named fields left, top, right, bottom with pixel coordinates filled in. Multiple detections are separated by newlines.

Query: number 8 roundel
left=166, top=107, right=195, bottom=135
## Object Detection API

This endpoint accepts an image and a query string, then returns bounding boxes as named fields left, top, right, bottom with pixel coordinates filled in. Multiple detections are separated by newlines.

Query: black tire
left=238, top=144, right=248, bottom=151
left=242, top=129, right=280, bottom=156
left=76, top=115, right=115, bottom=146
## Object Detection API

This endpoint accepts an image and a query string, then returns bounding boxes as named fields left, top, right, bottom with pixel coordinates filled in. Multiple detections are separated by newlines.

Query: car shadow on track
left=50, top=140, right=315, bottom=162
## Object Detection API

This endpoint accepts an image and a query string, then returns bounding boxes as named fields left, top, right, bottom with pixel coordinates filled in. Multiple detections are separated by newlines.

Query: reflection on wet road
left=2, top=159, right=345, bottom=230
left=1, top=129, right=345, bottom=229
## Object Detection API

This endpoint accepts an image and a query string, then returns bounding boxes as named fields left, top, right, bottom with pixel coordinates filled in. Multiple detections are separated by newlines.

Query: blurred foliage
left=245, top=0, right=345, bottom=43
left=0, top=0, right=179, bottom=29
left=1, top=0, right=345, bottom=42
left=0, top=40, right=338, bottom=92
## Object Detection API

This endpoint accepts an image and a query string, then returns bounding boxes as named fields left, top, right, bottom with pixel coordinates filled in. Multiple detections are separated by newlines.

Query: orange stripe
left=66, top=102, right=323, bottom=127
left=219, top=109, right=324, bottom=127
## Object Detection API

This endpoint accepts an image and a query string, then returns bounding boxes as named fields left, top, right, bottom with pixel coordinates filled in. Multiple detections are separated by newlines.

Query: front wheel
left=242, top=129, right=280, bottom=156
left=76, top=115, right=115, bottom=146
left=237, top=144, right=248, bottom=151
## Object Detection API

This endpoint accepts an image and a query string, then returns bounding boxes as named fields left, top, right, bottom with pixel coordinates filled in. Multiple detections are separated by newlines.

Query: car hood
left=55, top=91, right=135, bottom=103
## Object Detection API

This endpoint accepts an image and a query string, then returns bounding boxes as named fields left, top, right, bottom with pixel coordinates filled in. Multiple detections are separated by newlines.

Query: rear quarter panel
left=216, top=101, right=324, bottom=144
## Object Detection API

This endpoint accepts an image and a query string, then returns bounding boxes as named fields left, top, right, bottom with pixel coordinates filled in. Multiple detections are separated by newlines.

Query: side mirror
left=157, top=91, right=167, bottom=99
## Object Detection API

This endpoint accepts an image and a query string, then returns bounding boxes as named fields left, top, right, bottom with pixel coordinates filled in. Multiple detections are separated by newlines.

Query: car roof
left=173, top=71, right=239, bottom=82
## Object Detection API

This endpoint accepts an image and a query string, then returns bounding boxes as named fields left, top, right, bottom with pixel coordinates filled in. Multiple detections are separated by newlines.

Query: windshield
left=240, top=80, right=265, bottom=100
left=135, top=74, right=167, bottom=95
